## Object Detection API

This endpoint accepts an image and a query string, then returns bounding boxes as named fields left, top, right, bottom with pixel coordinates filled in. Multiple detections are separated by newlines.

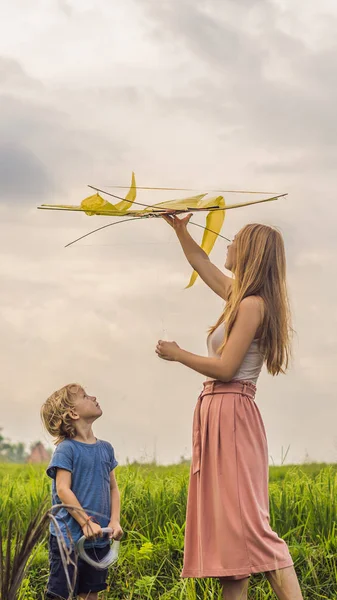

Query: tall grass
left=0, top=463, right=336, bottom=599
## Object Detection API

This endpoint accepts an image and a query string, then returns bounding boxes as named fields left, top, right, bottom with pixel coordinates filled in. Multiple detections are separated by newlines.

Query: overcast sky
left=0, top=0, right=336, bottom=465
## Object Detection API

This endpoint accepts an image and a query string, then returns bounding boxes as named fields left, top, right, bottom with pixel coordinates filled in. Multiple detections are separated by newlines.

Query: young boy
left=41, top=383, right=123, bottom=600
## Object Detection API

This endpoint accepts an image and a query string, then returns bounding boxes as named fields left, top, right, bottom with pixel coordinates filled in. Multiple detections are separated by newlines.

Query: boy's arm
left=56, top=468, right=103, bottom=539
left=108, top=470, right=123, bottom=540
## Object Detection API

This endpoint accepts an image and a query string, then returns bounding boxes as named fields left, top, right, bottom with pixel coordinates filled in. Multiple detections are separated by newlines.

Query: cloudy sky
left=1, top=0, right=336, bottom=465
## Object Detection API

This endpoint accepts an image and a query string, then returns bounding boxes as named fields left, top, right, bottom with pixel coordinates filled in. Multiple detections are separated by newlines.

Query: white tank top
left=207, top=321, right=264, bottom=384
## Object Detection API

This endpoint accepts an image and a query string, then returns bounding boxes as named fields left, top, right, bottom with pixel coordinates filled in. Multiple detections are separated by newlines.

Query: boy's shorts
left=46, top=534, right=110, bottom=599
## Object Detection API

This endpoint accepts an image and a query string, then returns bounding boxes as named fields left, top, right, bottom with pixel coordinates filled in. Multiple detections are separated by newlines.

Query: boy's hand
left=108, top=520, right=123, bottom=540
left=81, top=520, right=103, bottom=539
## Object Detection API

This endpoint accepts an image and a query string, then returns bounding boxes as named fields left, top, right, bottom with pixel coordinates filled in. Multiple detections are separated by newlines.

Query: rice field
left=0, top=462, right=336, bottom=599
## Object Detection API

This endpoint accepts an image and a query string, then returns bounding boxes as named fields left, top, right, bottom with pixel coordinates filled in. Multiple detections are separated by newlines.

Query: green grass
left=0, top=462, right=336, bottom=599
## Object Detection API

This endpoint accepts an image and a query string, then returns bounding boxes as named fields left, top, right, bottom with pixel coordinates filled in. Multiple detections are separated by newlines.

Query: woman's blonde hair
left=41, top=384, right=82, bottom=445
left=209, top=223, right=292, bottom=375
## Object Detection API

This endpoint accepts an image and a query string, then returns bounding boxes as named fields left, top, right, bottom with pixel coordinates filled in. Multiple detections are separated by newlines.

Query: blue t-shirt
left=47, top=438, right=118, bottom=548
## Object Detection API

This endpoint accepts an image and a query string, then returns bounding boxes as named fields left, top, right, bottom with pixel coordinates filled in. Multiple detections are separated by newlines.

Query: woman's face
left=224, top=236, right=237, bottom=272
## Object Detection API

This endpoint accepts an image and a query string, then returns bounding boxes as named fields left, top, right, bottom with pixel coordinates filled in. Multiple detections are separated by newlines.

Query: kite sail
left=38, top=172, right=287, bottom=287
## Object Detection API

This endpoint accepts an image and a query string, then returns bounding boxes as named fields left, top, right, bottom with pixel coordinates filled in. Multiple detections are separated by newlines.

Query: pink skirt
left=181, top=379, right=294, bottom=580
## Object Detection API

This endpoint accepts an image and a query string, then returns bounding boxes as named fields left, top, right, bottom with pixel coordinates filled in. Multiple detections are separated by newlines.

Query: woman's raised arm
left=162, top=214, right=232, bottom=300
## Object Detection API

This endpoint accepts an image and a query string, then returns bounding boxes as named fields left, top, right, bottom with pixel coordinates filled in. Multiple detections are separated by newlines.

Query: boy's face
left=71, top=387, right=102, bottom=422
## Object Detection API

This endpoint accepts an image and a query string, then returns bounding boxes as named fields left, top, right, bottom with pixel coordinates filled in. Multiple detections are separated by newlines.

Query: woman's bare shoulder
left=240, top=295, right=264, bottom=309
left=239, top=295, right=265, bottom=321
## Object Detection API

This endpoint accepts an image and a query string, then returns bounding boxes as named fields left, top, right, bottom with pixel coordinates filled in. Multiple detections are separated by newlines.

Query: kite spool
left=76, top=527, right=120, bottom=570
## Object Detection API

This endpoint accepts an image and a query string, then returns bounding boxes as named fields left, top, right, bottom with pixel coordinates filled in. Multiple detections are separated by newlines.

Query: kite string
left=103, top=185, right=280, bottom=194
left=161, top=317, right=167, bottom=341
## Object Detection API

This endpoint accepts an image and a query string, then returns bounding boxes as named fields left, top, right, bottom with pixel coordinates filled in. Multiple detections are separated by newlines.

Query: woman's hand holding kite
left=162, top=213, right=193, bottom=232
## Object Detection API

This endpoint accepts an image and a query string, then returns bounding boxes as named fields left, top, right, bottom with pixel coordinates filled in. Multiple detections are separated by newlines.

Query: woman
left=155, top=215, right=303, bottom=600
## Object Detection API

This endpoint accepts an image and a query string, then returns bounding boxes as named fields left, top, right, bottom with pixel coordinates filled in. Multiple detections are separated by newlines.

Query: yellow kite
left=38, top=172, right=286, bottom=288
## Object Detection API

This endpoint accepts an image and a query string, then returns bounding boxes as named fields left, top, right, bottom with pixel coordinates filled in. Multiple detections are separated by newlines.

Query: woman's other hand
left=156, top=340, right=181, bottom=361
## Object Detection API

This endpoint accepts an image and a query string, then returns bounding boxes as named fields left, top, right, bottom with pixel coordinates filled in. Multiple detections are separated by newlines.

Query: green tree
left=0, top=429, right=28, bottom=463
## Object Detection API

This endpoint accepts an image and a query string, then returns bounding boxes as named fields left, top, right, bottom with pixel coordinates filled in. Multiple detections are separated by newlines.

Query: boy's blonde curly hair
left=41, top=384, right=83, bottom=445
